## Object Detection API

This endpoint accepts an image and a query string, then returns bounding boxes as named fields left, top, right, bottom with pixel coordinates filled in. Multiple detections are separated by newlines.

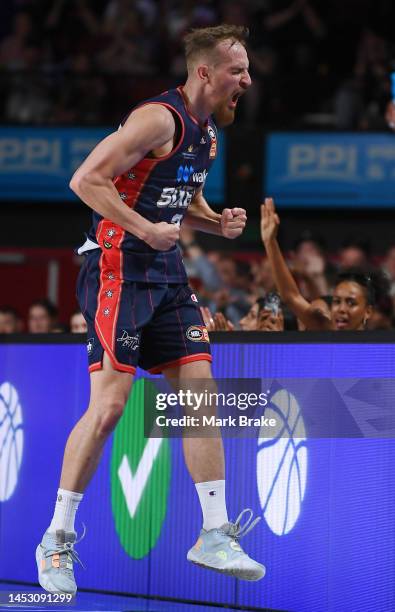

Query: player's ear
left=197, top=64, right=209, bottom=82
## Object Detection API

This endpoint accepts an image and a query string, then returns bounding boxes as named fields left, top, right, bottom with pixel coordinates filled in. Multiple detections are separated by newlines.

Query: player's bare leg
left=164, top=360, right=225, bottom=483
left=37, top=352, right=133, bottom=594
left=59, top=352, right=133, bottom=492
left=163, top=360, right=265, bottom=581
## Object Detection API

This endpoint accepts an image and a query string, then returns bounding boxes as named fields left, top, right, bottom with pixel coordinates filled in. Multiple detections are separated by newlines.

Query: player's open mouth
left=229, top=92, right=242, bottom=109
left=334, top=318, right=349, bottom=329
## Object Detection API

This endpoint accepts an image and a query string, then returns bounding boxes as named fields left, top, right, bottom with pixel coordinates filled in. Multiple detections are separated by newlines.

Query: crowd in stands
left=2, top=201, right=395, bottom=334
left=0, top=0, right=395, bottom=128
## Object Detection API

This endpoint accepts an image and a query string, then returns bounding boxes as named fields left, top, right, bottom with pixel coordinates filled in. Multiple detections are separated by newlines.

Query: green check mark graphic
left=111, top=379, right=171, bottom=559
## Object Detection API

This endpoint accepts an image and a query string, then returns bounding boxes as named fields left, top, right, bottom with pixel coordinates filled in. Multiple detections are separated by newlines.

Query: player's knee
left=96, top=397, right=126, bottom=438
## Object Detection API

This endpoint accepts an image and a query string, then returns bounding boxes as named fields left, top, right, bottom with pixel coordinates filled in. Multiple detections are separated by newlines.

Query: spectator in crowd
left=28, top=299, right=58, bottom=333
left=200, top=307, right=234, bottom=332
left=0, top=11, right=40, bottom=70
left=291, top=231, right=331, bottom=299
left=338, top=238, right=371, bottom=270
left=70, top=310, right=88, bottom=333
left=382, top=244, right=395, bottom=289
left=0, top=306, right=23, bottom=333
left=261, top=198, right=374, bottom=331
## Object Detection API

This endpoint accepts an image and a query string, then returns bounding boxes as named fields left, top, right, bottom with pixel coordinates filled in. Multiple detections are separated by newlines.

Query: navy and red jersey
left=79, top=87, right=218, bottom=283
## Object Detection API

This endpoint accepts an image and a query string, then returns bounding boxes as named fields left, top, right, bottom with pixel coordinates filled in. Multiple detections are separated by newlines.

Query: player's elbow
left=69, top=172, right=84, bottom=195
left=69, top=171, right=95, bottom=196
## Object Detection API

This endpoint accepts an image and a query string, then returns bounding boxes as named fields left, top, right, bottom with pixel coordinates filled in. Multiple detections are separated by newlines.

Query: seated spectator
left=261, top=198, right=374, bottom=331
left=70, top=310, right=88, bottom=333
left=366, top=296, right=393, bottom=330
left=0, top=306, right=23, bottom=333
left=338, top=238, right=371, bottom=270
left=239, top=295, right=285, bottom=332
left=382, top=244, right=395, bottom=291
left=28, top=299, right=58, bottom=333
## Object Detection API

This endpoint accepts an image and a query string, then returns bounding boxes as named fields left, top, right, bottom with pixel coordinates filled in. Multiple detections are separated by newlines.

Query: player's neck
left=181, top=81, right=210, bottom=127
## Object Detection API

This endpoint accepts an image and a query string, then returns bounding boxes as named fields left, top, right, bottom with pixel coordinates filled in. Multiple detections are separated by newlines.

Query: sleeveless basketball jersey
left=80, top=87, right=218, bottom=283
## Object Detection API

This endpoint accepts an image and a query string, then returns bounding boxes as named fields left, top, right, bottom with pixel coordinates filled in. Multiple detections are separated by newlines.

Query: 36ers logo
left=207, top=126, right=217, bottom=159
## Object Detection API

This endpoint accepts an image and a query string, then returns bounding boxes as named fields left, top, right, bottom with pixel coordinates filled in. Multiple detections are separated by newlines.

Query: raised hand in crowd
left=200, top=307, right=234, bottom=332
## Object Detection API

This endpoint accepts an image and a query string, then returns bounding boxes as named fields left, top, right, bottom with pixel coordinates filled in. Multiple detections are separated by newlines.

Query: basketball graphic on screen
left=0, top=382, right=24, bottom=502
left=257, top=389, right=307, bottom=535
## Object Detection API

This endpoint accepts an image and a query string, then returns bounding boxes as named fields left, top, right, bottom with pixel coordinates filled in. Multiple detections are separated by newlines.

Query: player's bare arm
left=184, top=189, right=247, bottom=239
left=70, top=104, right=180, bottom=250
left=261, top=198, right=331, bottom=331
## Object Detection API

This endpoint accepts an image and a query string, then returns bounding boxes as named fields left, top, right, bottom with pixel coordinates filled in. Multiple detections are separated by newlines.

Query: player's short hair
left=184, top=24, right=249, bottom=69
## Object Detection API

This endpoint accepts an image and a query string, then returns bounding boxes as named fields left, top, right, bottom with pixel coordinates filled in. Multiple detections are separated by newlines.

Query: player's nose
left=241, top=71, right=252, bottom=89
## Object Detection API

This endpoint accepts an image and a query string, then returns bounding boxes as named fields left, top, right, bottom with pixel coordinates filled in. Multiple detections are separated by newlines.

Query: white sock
left=195, top=480, right=228, bottom=531
left=48, top=488, right=83, bottom=534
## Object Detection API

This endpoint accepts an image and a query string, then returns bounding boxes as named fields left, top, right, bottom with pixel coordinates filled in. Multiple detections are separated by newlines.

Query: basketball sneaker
left=36, top=528, right=85, bottom=594
left=187, top=509, right=265, bottom=581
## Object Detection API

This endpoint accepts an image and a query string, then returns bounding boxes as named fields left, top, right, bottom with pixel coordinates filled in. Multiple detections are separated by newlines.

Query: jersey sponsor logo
left=107, top=229, right=116, bottom=237
left=156, top=185, right=195, bottom=208
left=192, top=169, right=208, bottom=184
left=128, top=172, right=136, bottom=180
left=117, top=330, right=139, bottom=351
left=119, top=192, right=127, bottom=200
left=177, top=165, right=208, bottom=184
left=191, top=293, right=198, bottom=302
left=182, top=144, right=197, bottom=160
left=87, top=338, right=94, bottom=354
left=207, top=125, right=217, bottom=159
left=177, top=164, right=194, bottom=183
left=103, top=240, right=113, bottom=249
left=186, top=325, right=209, bottom=343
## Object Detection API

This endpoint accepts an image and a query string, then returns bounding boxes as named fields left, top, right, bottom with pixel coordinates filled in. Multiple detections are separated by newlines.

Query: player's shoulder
left=121, top=102, right=176, bottom=143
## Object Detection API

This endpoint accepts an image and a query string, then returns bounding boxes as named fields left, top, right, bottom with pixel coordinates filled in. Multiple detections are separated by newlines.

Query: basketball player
left=36, top=25, right=265, bottom=594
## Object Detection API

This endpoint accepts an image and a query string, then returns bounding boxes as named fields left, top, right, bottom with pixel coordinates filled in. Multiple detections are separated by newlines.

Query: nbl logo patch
left=186, top=325, right=209, bottom=343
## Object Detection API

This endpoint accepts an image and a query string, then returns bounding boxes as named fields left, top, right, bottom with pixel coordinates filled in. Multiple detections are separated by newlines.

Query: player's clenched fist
left=221, top=207, right=247, bottom=239
left=145, top=222, right=180, bottom=250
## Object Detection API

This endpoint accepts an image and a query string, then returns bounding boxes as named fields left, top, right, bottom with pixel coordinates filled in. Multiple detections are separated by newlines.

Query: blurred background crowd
left=1, top=0, right=395, bottom=128
left=1, top=0, right=395, bottom=334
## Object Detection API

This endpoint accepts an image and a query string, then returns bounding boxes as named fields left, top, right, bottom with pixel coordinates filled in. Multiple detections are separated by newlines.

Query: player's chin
left=214, top=106, right=236, bottom=128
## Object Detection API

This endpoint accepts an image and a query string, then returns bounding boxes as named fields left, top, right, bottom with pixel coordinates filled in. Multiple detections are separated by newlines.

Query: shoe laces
left=45, top=524, right=86, bottom=571
left=222, top=509, right=261, bottom=540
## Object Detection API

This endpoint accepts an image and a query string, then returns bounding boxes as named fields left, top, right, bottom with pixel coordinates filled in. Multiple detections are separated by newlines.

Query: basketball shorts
left=76, top=249, right=211, bottom=375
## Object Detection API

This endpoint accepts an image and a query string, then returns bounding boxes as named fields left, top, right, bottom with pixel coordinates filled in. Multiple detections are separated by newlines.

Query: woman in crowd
left=261, top=198, right=373, bottom=331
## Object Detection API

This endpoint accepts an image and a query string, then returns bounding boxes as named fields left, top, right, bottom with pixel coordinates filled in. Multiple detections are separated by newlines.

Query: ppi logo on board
left=186, top=325, right=209, bottom=343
